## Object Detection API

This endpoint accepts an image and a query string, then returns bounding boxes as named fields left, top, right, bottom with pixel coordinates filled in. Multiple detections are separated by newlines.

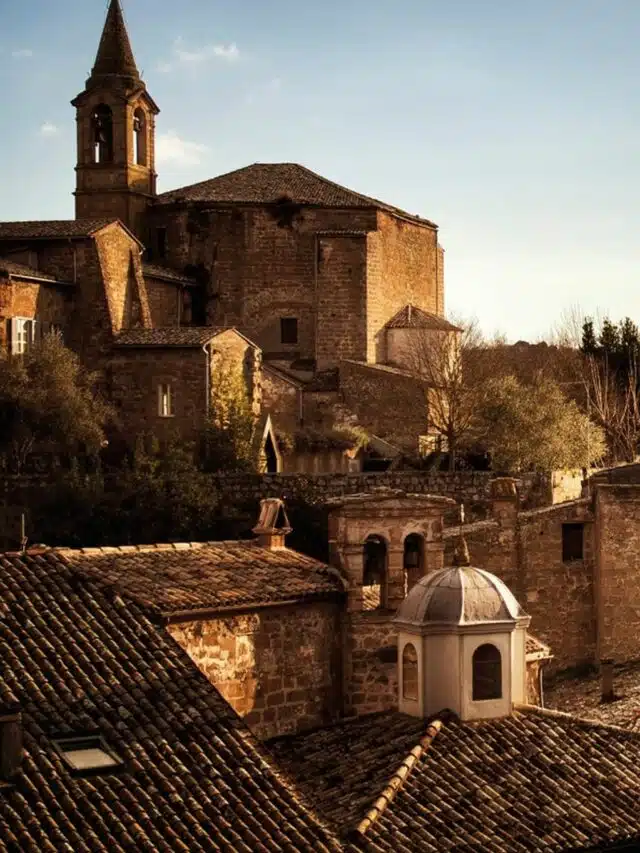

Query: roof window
left=53, top=735, right=123, bottom=775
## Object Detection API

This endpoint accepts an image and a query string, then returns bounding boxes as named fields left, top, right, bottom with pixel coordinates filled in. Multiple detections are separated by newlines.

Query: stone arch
left=472, top=643, right=502, bottom=701
left=133, top=107, right=146, bottom=165
left=402, top=642, right=419, bottom=700
left=403, top=532, right=424, bottom=595
left=362, top=534, right=388, bottom=611
left=92, top=104, right=113, bottom=163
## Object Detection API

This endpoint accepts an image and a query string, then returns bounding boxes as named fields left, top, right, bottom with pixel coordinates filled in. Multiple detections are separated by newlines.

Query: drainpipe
left=202, top=342, right=210, bottom=419
left=298, top=386, right=304, bottom=428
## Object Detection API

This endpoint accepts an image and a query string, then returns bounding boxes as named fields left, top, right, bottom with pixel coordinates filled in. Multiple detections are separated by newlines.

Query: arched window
left=133, top=108, right=146, bottom=165
left=402, top=643, right=419, bottom=700
left=363, top=535, right=387, bottom=610
left=472, top=644, right=502, bottom=701
left=92, top=104, right=113, bottom=164
left=403, top=533, right=424, bottom=595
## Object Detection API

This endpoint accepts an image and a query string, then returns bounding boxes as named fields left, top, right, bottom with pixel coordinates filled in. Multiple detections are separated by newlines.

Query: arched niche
left=402, top=642, right=419, bottom=700
left=362, top=534, right=387, bottom=610
left=133, top=107, right=146, bottom=165
left=92, top=104, right=113, bottom=164
left=472, top=643, right=502, bottom=701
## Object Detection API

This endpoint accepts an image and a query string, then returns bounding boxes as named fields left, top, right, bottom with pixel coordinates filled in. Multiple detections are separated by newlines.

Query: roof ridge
left=354, top=719, right=443, bottom=836
left=54, top=540, right=260, bottom=556
left=514, top=702, right=640, bottom=735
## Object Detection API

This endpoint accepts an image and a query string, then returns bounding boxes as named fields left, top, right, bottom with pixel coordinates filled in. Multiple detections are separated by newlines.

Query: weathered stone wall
left=0, top=273, right=70, bottom=350
left=109, top=347, right=207, bottom=442
left=366, top=211, right=440, bottom=363
left=94, top=223, right=151, bottom=332
left=168, top=600, right=343, bottom=740
left=595, top=485, right=640, bottom=664
left=261, top=366, right=301, bottom=436
left=345, top=611, right=398, bottom=716
left=144, top=276, right=180, bottom=327
left=339, top=359, right=428, bottom=450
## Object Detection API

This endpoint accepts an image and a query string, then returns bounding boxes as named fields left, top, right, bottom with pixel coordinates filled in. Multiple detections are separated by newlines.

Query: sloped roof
left=142, top=263, right=198, bottom=286
left=0, top=219, right=116, bottom=241
left=156, top=163, right=437, bottom=227
left=0, top=258, right=57, bottom=282
left=272, top=706, right=640, bottom=851
left=57, top=541, right=343, bottom=617
left=114, top=327, right=226, bottom=347
left=0, top=549, right=341, bottom=851
left=386, top=304, right=461, bottom=332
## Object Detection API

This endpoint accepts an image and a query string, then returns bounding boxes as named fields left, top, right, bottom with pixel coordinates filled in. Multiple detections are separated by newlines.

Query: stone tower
left=71, top=0, right=159, bottom=238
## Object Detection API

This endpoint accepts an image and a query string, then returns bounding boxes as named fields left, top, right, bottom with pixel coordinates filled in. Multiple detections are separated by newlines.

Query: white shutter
left=24, top=320, right=33, bottom=351
left=9, top=318, right=19, bottom=354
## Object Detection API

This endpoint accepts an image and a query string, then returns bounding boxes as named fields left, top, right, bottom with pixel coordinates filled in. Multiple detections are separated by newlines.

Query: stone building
left=0, top=0, right=456, bottom=459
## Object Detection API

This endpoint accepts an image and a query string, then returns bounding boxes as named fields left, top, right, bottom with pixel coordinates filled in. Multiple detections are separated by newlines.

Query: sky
left=1, top=0, right=639, bottom=341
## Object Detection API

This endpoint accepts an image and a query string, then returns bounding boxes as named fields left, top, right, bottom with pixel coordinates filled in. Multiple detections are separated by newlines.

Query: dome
left=394, top=565, right=526, bottom=629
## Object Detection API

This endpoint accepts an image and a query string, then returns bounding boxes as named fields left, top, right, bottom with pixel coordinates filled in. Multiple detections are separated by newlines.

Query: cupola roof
left=394, top=564, right=526, bottom=629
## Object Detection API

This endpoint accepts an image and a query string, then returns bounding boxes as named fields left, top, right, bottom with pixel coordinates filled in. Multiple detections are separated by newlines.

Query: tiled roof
left=0, top=549, right=341, bottom=851
left=114, top=327, right=225, bottom=347
left=57, top=541, right=343, bottom=616
left=0, top=258, right=57, bottom=282
left=156, top=163, right=437, bottom=227
left=90, top=0, right=140, bottom=83
left=142, top=263, right=198, bottom=285
left=526, top=632, right=552, bottom=659
left=0, top=219, right=115, bottom=240
left=546, top=661, right=640, bottom=729
left=272, top=706, right=640, bottom=851
left=386, top=305, right=461, bottom=332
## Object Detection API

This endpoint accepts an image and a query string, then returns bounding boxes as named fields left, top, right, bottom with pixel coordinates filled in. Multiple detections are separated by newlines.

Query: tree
left=476, top=373, right=606, bottom=473
left=0, top=333, right=111, bottom=472
left=199, top=352, right=257, bottom=471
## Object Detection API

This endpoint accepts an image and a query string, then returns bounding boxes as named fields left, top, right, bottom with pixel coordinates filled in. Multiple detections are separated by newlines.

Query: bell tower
left=71, top=0, right=159, bottom=238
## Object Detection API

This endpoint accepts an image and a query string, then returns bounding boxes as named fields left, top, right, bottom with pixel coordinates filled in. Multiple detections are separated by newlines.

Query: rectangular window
left=158, top=383, right=174, bottom=417
left=9, top=317, right=33, bottom=354
left=156, top=227, right=167, bottom=260
left=280, top=317, right=298, bottom=345
left=562, top=522, right=584, bottom=562
left=53, top=735, right=123, bottom=776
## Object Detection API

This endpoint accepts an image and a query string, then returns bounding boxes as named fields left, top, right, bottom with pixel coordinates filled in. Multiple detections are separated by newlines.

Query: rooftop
left=57, top=541, right=343, bottom=617
left=142, top=263, right=198, bottom=286
left=0, top=219, right=116, bottom=241
left=386, top=304, right=462, bottom=332
left=0, top=549, right=340, bottom=851
left=271, top=705, right=640, bottom=851
left=156, top=162, right=438, bottom=227
left=114, top=327, right=226, bottom=347
left=0, top=258, right=58, bottom=282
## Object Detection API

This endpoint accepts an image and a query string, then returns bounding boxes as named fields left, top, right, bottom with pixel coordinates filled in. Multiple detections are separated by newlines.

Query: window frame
left=471, top=643, right=502, bottom=702
left=280, top=317, right=299, bottom=346
left=157, top=382, right=174, bottom=418
left=52, top=734, right=124, bottom=778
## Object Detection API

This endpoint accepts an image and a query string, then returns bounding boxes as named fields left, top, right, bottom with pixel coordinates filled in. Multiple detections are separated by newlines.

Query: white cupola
left=393, top=541, right=530, bottom=721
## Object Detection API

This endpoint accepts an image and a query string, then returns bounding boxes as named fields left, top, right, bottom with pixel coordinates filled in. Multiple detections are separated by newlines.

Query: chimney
left=252, top=498, right=292, bottom=550
left=601, top=658, right=615, bottom=703
left=0, top=705, right=22, bottom=783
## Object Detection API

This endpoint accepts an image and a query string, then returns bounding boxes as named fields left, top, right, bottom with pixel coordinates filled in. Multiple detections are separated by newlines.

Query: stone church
left=0, top=0, right=457, bottom=464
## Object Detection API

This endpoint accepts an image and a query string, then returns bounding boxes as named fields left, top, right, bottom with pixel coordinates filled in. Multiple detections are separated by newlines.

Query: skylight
left=53, top=736, right=123, bottom=775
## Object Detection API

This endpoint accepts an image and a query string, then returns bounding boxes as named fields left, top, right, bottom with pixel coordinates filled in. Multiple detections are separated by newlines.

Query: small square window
left=280, top=317, right=298, bottom=345
left=53, top=736, right=123, bottom=776
left=158, top=382, right=174, bottom=417
left=562, top=522, right=584, bottom=562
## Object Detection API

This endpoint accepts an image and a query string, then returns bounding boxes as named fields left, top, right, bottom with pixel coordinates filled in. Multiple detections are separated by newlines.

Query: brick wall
left=366, top=212, right=440, bottom=363
left=167, top=600, right=343, bottom=740
left=345, top=611, right=398, bottom=716
left=339, top=359, right=428, bottom=449
left=0, top=274, right=70, bottom=350
left=142, top=276, right=180, bottom=327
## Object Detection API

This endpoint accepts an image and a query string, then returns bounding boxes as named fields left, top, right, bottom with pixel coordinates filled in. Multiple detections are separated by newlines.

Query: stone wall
left=366, top=211, right=440, bottom=363
left=0, top=272, right=70, bottom=351
left=345, top=611, right=398, bottom=716
left=339, top=359, right=428, bottom=450
left=144, top=276, right=180, bottom=327
left=595, top=485, right=640, bottom=663
left=168, top=600, right=343, bottom=740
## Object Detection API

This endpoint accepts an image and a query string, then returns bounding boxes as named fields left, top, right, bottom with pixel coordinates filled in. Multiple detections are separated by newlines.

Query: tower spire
left=89, top=0, right=140, bottom=86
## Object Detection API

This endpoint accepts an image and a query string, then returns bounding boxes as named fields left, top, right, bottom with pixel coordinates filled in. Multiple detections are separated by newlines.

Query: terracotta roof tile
left=57, top=541, right=343, bottom=615
left=156, top=163, right=438, bottom=227
left=114, top=327, right=226, bottom=347
left=0, top=549, right=341, bottom=851
left=0, top=219, right=115, bottom=240
left=0, top=258, right=57, bottom=282
left=273, top=707, right=640, bottom=851
left=386, top=305, right=461, bottom=332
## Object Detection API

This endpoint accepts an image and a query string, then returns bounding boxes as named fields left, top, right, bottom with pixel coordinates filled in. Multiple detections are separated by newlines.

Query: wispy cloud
left=39, top=122, right=59, bottom=137
left=157, top=38, right=240, bottom=73
left=11, top=48, right=33, bottom=58
left=156, top=131, right=209, bottom=166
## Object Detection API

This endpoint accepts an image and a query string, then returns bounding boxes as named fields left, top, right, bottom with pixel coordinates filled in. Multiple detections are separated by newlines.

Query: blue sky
left=1, top=0, right=639, bottom=341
